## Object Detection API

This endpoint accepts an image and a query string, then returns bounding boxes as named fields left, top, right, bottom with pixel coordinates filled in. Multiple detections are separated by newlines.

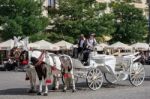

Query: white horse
left=11, top=37, right=37, bottom=93
left=30, top=50, right=76, bottom=95
left=11, top=37, right=76, bottom=95
left=8, top=37, right=37, bottom=93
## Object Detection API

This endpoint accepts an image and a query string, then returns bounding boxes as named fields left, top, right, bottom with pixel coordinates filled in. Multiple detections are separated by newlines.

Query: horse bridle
left=12, top=48, right=22, bottom=60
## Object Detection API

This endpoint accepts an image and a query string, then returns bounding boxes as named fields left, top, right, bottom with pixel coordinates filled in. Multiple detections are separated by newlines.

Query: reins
left=35, top=50, right=45, bottom=66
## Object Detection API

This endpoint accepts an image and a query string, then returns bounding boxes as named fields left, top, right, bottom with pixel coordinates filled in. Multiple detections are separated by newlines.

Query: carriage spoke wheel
left=104, top=73, right=117, bottom=84
left=129, top=62, right=145, bottom=86
left=86, top=68, right=103, bottom=90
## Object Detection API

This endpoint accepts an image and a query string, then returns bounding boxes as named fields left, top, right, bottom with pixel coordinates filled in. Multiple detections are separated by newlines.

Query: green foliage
left=22, top=16, right=48, bottom=36
left=0, top=0, right=147, bottom=44
left=29, top=32, right=49, bottom=42
left=110, top=2, right=147, bottom=44
left=49, top=0, right=115, bottom=42
left=0, top=0, right=49, bottom=40
left=30, top=32, right=74, bottom=43
left=3, top=19, right=23, bottom=39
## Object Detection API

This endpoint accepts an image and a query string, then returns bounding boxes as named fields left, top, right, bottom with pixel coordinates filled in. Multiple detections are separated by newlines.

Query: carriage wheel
left=129, top=62, right=145, bottom=86
left=86, top=68, right=103, bottom=90
left=104, top=73, right=117, bottom=84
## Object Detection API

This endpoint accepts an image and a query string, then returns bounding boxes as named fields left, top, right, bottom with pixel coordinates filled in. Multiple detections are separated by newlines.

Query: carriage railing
left=115, top=52, right=141, bottom=71
left=90, top=55, right=106, bottom=65
left=90, top=51, right=142, bottom=74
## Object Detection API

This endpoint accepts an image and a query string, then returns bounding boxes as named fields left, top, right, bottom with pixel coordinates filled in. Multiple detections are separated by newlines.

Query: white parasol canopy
left=34, top=40, right=60, bottom=51
left=28, top=43, right=40, bottom=49
left=99, top=43, right=108, bottom=48
left=54, top=40, right=73, bottom=50
left=131, top=42, right=149, bottom=50
left=94, top=43, right=108, bottom=51
left=0, top=39, right=23, bottom=50
left=107, top=41, right=131, bottom=50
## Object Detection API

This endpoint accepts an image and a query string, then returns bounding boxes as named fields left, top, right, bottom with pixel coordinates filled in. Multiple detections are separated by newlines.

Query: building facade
left=43, top=0, right=148, bottom=17
left=96, top=0, right=148, bottom=18
left=42, top=0, right=58, bottom=16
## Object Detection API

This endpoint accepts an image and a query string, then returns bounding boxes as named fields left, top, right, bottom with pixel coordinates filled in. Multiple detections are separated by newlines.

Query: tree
left=110, top=1, right=147, bottom=44
left=0, top=0, right=49, bottom=40
left=48, top=0, right=115, bottom=42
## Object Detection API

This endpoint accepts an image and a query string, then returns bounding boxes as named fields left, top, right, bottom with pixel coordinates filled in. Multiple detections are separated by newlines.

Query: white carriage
left=73, top=52, right=145, bottom=90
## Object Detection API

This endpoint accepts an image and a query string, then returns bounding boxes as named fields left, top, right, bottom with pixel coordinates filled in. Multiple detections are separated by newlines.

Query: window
left=48, top=0, right=56, bottom=8
left=132, top=0, right=142, bottom=3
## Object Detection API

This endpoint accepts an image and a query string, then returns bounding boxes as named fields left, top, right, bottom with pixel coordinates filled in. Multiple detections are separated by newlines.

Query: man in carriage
left=82, top=33, right=97, bottom=66
left=77, top=34, right=86, bottom=58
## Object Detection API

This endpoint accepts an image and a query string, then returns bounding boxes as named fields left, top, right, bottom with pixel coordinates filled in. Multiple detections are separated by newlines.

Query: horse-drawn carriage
left=9, top=36, right=145, bottom=95
left=72, top=51, right=145, bottom=90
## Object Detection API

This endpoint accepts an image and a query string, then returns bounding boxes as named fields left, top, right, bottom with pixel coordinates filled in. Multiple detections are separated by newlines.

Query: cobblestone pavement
left=0, top=65, right=150, bottom=99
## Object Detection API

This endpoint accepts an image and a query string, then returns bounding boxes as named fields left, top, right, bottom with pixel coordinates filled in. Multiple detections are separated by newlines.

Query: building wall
left=96, top=0, right=148, bottom=18
left=42, top=0, right=49, bottom=16
left=130, top=0, right=148, bottom=18
left=42, top=0, right=58, bottom=16
left=43, top=0, right=148, bottom=18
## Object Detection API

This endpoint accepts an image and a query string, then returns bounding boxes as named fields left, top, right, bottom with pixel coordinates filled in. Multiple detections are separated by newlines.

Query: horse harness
left=49, top=54, right=57, bottom=71
left=12, top=48, right=22, bottom=60
left=35, top=51, right=45, bottom=66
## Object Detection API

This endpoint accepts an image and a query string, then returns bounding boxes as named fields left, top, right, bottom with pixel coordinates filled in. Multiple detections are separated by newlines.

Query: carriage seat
left=72, top=58, right=88, bottom=69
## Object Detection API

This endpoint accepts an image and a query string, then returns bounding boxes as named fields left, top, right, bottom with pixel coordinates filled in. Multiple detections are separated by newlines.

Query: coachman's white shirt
left=87, top=38, right=97, bottom=48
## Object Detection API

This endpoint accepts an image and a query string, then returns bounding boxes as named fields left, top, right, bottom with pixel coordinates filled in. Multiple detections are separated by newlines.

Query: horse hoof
left=51, top=87, right=58, bottom=90
left=32, top=90, right=37, bottom=93
left=55, top=87, right=59, bottom=90
left=37, top=92, right=42, bottom=95
left=51, top=87, right=55, bottom=90
left=28, top=90, right=32, bottom=93
left=43, top=93, right=48, bottom=96
left=63, top=89, right=67, bottom=92
left=28, top=89, right=35, bottom=93
left=72, top=89, right=76, bottom=93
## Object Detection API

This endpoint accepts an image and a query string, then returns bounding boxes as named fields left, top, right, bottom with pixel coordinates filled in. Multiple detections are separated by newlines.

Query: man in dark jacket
left=82, top=33, right=97, bottom=65
left=77, top=34, right=86, bottom=58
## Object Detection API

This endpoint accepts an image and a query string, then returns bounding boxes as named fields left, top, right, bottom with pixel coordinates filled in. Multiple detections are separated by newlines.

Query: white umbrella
left=34, top=40, right=60, bottom=51
left=0, top=39, right=14, bottom=50
left=131, top=42, right=149, bottom=51
left=28, top=43, right=40, bottom=49
left=54, top=40, right=73, bottom=50
left=0, top=39, right=23, bottom=50
left=107, top=41, right=131, bottom=50
left=99, top=43, right=108, bottom=48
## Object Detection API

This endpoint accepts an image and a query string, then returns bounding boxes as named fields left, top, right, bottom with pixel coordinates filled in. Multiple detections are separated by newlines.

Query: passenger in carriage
left=76, top=34, right=86, bottom=58
left=82, top=33, right=97, bottom=66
